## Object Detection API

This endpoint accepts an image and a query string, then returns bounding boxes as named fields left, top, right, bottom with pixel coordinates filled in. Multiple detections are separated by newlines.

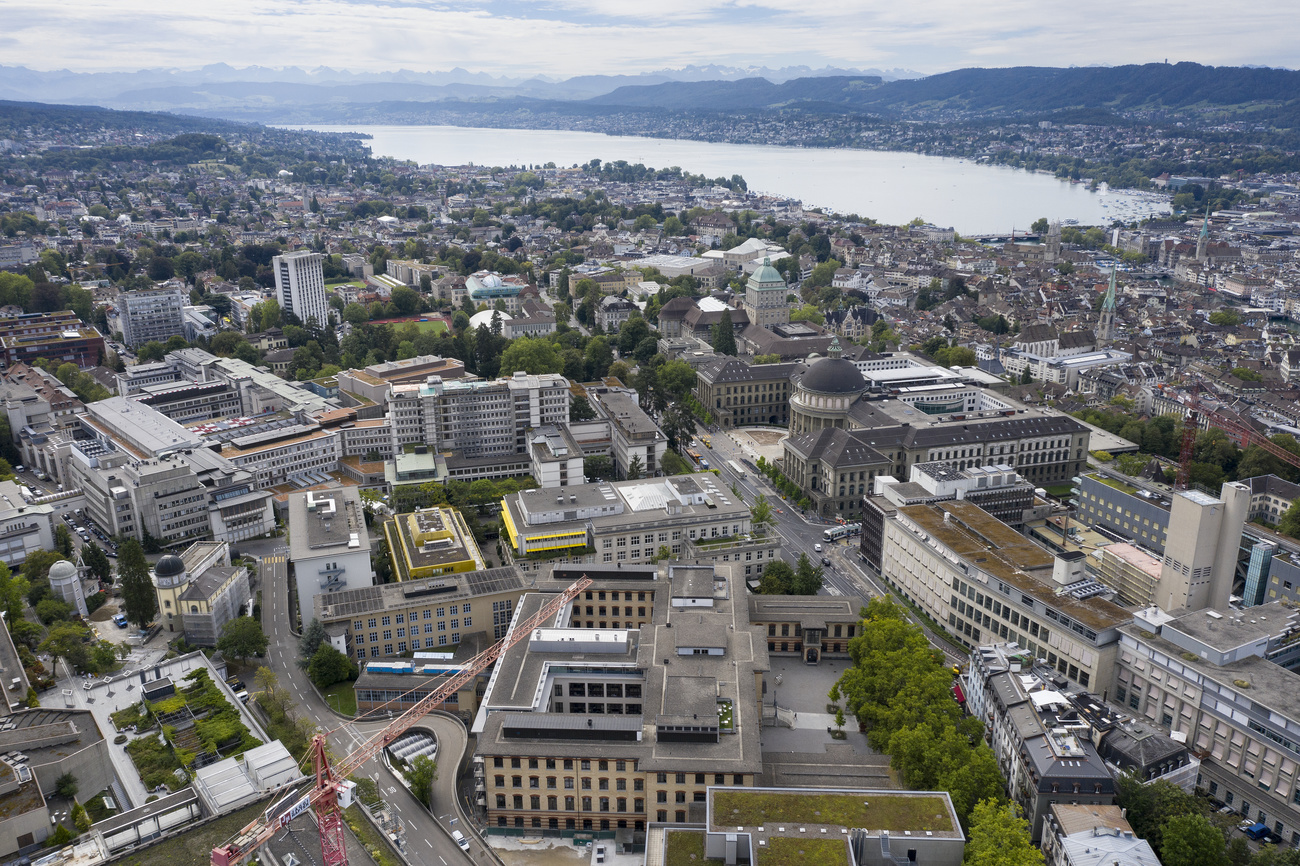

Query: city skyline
left=3, top=0, right=1297, bottom=79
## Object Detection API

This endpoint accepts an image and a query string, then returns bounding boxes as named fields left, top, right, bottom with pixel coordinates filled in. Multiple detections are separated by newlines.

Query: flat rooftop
left=707, top=788, right=959, bottom=837
left=899, top=500, right=1131, bottom=631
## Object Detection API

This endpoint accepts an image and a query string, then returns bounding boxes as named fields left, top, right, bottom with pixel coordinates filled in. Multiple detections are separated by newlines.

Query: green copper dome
left=748, top=257, right=786, bottom=288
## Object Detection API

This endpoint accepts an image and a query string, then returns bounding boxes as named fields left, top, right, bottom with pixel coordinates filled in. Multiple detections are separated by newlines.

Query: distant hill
left=586, top=63, right=1300, bottom=118
left=587, top=75, right=884, bottom=111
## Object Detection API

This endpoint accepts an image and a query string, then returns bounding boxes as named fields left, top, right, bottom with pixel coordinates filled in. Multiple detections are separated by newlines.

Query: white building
left=386, top=371, right=570, bottom=457
left=118, top=285, right=187, bottom=349
left=273, top=251, right=329, bottom=328
left=287, top=488, right=373, bottom=627
left=0, top=480, right=53, bottom=569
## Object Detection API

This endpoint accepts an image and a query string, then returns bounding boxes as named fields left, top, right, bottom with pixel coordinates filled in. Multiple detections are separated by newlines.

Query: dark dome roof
left=799, top=357, right=867, bottom=395
left=154, top=554, right=185, bottom=577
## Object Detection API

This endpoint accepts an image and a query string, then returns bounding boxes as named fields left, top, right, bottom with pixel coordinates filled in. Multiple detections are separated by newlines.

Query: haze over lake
left=302, top=124, right=1171, bottom=234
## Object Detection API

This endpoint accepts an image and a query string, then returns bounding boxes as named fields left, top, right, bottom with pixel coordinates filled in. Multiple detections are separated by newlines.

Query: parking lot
left=58, top=506, right=118, bottom=557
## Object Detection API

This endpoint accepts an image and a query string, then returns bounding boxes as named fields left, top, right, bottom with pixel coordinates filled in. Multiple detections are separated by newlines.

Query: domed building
left=789, top=338, right=869, bottom=436
left=152, top=542, right=251, bottom=647
left=48, top=559, right=88, bottom=618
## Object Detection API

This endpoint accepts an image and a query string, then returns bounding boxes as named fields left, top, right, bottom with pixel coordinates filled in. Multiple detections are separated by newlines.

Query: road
left=696, top=429, right=967, bottom=667
left=259, top=554, right=480, bottom=866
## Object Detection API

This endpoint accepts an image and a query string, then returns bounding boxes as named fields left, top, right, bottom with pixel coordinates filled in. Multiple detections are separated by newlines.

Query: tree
left=81, top=543, right=111, bottom=584
left=962, top=799, right=1042, bottom=866
left=117, top=538, right=157, bottom=628
left=307, top=643, right=357, bottom=689
left=652, top=544, right=672, bottom=563
left=750, top=495, right=775, bottom=536
left=1280, top=501, right=1300, bottom=539
left=217, top=616, right=269, bottom=665
left=501, top=337, right=563, bottom=375
left=1159, top=813, right=1228, bottom=866
left=758, top=560, right=795, bottom=595
left=20, top=548, right=62, bottom=585
left=403, top=754, right=439, bottom=808
left=55, top=772, right=79, bottom=800
left=793, top=553, right=824, bottom=595
left=299, top=618, right=327, bottom=662
left=658, top=359, right=698, bottom=400
left=626, top=455, right=644, bottom=480
left=40, top=622, right=92, bottom=676
left=0, top=563, right=29, bottom=624
left=570, top=395, right=597, bottom=422
left=711, top=310, right=737, bottom=356
left=54, top=524, right=74, bottom=557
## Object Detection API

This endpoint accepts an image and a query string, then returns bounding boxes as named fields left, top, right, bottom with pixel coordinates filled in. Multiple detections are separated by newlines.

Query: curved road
left=259, top=556, right=481, bottom=866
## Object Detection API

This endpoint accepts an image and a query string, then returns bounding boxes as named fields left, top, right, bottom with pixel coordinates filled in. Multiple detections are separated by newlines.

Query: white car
left=814, top=543, right=822, bottom=552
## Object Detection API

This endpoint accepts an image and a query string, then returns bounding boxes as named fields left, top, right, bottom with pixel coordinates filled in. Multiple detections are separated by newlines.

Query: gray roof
left=798, top=357, right=867, bottom=394
left=784, top=427, right=891, bottom=468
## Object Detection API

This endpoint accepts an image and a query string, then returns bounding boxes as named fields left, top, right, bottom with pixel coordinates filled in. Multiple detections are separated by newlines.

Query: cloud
left=2, top=0, right=1296, bottom=77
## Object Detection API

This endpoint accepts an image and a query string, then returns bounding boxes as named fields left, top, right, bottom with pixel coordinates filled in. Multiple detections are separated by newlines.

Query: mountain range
left=0, top=63, right=917, bottom=113
left=2, top=62, right=1297, bottom=129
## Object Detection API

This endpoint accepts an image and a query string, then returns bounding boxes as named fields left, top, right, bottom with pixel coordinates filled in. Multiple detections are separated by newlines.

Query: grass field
left=373, top=317, right=449, bottom=334
left=323, top=681, right=358, bottom=716
left=761, top=838, right=849, bottom=866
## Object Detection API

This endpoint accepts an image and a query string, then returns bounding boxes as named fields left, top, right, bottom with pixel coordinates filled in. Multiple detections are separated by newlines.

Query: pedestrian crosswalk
left=262, top=555, right=285, bottom=565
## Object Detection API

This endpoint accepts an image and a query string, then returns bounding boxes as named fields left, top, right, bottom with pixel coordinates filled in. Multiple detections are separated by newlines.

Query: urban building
left=1074, top=474, right=1172, bottom=554
left=1039, top=804, right=1160, bottom=866
left=272, top=250, right=329, bottom=327
left=287, top=487, right=373, bottom=626
left=466, top=271, right=530, bottom=314
left=382, top=506, right=485, bottom=582
left=47, top=559, right=87, bottom=618
left=1117, top=603, right=1300, bottom=845
left=1086, top=543, right=1165, bottom=608
left=692, top=356, right=797, bottom=429
left=873, top=462, right=1038, bottom=526
left=587, top=388, right=667, bottom=479
left=595, top=296, right=638, bottom=333
left=117, top=285, right=187, bottom=349
left=151, top=542, right=251, bottom=646
left=659, top=786, right=966, bottom=866
left=500, top=474, right=778, bottom=580
left=133, top=380, right=242, bottom=424
left=0, top=311, right=105, bottom=369
left=387, top=371, right=570, bottom=459
left=0, top=709, right=111, bottom=857
left=748, top=595, right=865, bottom=664
left=876, top=499, right=1130, bottom=693
left=740, top=258, right=789, bottom=329
left=0, top=480, right=53, bottom=569
left=528, top=425, right=586, bottom=488
left=314, top=565, right=527, bottom=659
left=473, top=563, right=768, bottom=834
left=966, top=644, right=1116, bottom=842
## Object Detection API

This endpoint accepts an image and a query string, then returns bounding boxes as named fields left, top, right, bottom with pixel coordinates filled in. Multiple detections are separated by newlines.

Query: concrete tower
left=1097, top=266, right=1118, bottom=345
left=1159, top=481, right=1249, bottom=612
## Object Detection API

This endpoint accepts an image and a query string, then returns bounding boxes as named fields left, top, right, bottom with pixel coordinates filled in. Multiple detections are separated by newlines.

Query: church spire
left=1196, top=205, right=1210, bottom=262
left=1098, top=265, right=1117, bottom=345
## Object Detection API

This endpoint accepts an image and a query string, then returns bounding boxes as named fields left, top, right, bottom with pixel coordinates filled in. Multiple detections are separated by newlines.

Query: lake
left=301, top=124, right=1171, bottom=234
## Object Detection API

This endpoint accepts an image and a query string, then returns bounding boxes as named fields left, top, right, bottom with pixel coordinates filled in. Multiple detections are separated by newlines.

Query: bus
left=824, top=525, right=851, bottom=542
left=727, top=459, right=747, bottom=479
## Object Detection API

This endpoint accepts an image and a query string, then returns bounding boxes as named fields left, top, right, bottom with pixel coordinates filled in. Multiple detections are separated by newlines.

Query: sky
left=2, top=0, right=1297, bottom=78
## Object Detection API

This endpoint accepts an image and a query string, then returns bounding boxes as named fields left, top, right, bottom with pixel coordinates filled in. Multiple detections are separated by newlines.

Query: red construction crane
left=1176, top=403, right=1300, bottom=490
left=211, top=576, right=592, bottom=866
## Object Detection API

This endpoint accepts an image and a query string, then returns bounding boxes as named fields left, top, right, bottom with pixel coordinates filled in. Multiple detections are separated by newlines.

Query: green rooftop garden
left=711, top=791, right=953, bottom=834
left=1092, top=474, right=1139, bottom=496
left=759, top=837, right=849, bottom=866
left=665, top=831, right=714, bottom=866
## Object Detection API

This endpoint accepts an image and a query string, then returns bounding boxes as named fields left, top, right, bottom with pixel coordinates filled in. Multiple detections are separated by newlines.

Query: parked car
left=112, top=614, right=129, bottom=628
